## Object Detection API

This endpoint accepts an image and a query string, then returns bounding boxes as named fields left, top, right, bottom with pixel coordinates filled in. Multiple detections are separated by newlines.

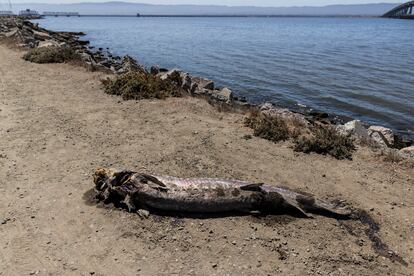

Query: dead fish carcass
left=93, top=168, right=350, bottom=218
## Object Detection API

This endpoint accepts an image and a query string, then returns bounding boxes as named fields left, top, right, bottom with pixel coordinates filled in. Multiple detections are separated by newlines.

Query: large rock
left=191, top=76, right=215, bottom=91
left=368, top=126, right=394, bottom=148
left=38, top=40, right=60, bottom=48
left=117, top=55, right=145, bottom=74
left=5, top=28, right=18, bottom=38
left=399, top=146, right=414, bottom=158
left=209, top=87, right=233, bottom=103
left=32, top=30, right=51, bottom=40
left=80, top=52, right=97, bottom=67
left=259, top=103, right=308, bottom=125
left=336, top=120, right=369, bottom=139
left=159, top=68, right=181, bottom=80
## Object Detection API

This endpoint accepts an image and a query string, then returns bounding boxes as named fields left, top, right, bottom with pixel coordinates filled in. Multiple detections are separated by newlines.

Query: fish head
left=94, top=168, right=136, bottom=191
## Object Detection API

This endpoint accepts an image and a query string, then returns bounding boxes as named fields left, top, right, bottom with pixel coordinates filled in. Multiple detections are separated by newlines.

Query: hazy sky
left=9, top=1, right=404, bottom=7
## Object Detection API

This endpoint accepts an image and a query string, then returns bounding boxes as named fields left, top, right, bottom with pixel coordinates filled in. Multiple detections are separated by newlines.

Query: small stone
left=212, top=263, right=218, bottom=268
left=137, top=209, right=150, bottom=219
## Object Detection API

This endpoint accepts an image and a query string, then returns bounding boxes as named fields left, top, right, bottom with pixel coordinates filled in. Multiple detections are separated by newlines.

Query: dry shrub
left=285, top=116, right=308, bottom=139
left=381, top=149, right=403, bottom=163
left=294, top=125, right=356, bottom=160
left=244, top=111, right=290, bottom=143
left=101, top=71, right=184, bottom=100
left=23, top=46, right=80, bottom=63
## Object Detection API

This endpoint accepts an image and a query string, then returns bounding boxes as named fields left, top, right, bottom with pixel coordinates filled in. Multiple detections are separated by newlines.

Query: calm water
left=36, top=17, right=414, bottom=137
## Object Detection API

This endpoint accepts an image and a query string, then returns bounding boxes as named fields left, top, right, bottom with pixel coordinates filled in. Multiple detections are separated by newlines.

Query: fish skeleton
left=93, top=168, right=351, bottom=218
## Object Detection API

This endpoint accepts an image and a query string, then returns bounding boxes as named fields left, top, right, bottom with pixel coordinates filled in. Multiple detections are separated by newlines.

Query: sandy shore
left=0, top=44, right=413, bottom=275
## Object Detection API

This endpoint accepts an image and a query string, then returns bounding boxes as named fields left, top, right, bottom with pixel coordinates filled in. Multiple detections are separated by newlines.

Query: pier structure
left=19, top=9, right=39, bottom=17
left=43, top=12, right=80, bottom=17
left=0, top=10, right=13, bottom=16
left=383, top=1, right=414, bottom=19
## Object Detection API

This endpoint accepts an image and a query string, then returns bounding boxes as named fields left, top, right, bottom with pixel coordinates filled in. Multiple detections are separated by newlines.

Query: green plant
left=294, top=126, right=355, bottom=160
left=101, top=71, right=184, bottom=100
left=23, top=46, right=79, bottom=63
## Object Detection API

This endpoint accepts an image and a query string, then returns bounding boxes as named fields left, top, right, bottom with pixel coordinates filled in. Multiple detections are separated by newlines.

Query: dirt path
left=0, top=45, right=413, bottom=275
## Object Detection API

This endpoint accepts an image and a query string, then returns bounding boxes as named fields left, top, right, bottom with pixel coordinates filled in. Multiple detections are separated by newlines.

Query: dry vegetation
left=23, top=46, right=80, bottom=64
left=245, top=111, right=356, bottom=160
left=294, top=126, right=356, bottom=160
left=244, top=111, right=290, bottom=143
left=102, top=71, right=184, bottom=100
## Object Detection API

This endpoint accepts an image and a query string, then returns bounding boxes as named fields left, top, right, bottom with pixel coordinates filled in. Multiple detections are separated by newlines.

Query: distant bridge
left=383, top=1, right=414, bottom=19
left=43, top=12, right=80, bottom=17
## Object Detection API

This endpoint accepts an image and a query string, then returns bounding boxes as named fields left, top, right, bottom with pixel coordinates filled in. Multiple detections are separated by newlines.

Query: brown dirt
left=0, top=44, right=413, bottom=276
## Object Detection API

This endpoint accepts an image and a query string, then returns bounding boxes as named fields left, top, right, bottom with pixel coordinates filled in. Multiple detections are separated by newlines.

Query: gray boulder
left=259, top=103, right=308, bottom=125
left=38, top=40, right=60, bottom=48
left=191, top=76, right=215, bottom=91
left=209, top=87, right=233, bottom=103
left=117, top=55, right=145, bottom=74
left=336, top=120, right=369, bottom=139
left=399, top=146, right=414, bottom=158
left=368, top=126, right=394, bottom=148
left=159, top=68, right=181, bottom=80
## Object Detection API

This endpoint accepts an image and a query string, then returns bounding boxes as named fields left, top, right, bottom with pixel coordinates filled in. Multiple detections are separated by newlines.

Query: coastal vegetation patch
left=101, top=71, right=184, bottom=100
left=294, top=126, right=355, bottom=160
left=244, top=111, right=290, bottom=143
left=23, top=46, right=80, bottom=64
left=245, top=111, right=355, bottom=159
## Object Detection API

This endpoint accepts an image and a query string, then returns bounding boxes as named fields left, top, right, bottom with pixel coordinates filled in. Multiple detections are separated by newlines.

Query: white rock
left=210, top=87, right=233, bottom=103
left=37, top=40, right=60, bottom=48
left=32, top=30, right=51, bottom=40
left=336, top=120, right=369, bottom=139
left=137, top=209, right=150, bottom=219
left=260, top=104, right=308, bottom=126
left=399, top=146, right=414, bottom=158
left=368, top=126, right=394, bottom=148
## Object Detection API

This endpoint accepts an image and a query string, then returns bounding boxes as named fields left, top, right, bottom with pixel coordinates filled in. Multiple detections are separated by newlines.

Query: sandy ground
left=0, top=44, right=413, bottom=276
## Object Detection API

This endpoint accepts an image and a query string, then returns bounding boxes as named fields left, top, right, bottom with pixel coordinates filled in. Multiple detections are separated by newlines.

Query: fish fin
left=240, top=183, right=264, bottom=192
left=112, top=170, right=137, bottom=186
left=283, top=197, right=313, bottom=218
left=122, top=194, right=136, bottom=213
left=139, top=174, right=169, bottom=192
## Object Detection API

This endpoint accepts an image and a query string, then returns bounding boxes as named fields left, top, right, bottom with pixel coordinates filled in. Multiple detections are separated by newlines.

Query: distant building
left=19, top=9, right=40, bottom=17
left=0, top=10, right=14, bottom=16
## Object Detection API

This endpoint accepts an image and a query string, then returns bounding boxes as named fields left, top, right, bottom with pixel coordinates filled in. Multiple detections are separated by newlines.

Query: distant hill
left=12, top=2, right=400, bottom=16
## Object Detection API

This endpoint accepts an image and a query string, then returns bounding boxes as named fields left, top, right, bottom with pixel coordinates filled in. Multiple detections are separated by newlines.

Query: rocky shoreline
left=1, top=16, right=413, bottom=157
